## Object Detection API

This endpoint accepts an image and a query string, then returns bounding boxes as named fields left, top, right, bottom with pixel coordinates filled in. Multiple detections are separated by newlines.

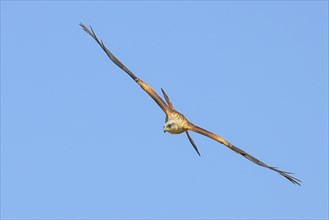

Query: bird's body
left=164, top=111, right=189, bottom=134
left=80, top=23, right=301, bottom=185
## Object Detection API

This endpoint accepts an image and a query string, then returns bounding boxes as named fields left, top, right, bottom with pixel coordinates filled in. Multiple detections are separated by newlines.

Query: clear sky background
left=1, top=1, right=328, bottom=219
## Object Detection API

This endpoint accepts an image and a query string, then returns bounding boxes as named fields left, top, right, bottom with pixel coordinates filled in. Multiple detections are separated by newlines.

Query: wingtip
left=79, top=22, right=87, bottom=30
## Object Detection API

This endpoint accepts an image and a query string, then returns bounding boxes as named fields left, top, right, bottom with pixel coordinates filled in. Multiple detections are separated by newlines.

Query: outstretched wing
left=80, top=23, right=169, bottom=114
left=187, top=123, right=301, bottom=185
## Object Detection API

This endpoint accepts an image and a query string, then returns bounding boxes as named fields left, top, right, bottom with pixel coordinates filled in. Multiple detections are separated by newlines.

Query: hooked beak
left=163, top=126, right=167, bottom=133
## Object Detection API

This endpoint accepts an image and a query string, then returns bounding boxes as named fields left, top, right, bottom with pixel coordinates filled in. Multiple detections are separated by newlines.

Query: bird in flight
left=80, top=23, right=301, bottom=185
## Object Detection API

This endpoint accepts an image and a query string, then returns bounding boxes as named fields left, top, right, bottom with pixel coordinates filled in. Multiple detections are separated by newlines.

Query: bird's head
left=163, top=118, right=186, bottom=134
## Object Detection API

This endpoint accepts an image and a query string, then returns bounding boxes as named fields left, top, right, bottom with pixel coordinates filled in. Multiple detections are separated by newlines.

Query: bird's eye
left=168, top=124, right=172, bottom=128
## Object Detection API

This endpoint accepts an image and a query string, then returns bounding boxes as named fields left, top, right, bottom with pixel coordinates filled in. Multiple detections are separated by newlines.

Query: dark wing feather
left=80, top=23, right=137, bottom=81
left=186, top=131, right=201, bottom=156
left=187, top=124, right=301, bottom=185
left=161, top=88, right=174, bottom=110
left=80, top=23, right=169, bottom=114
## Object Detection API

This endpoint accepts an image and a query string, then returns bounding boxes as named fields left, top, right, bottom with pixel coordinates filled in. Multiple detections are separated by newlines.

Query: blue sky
left=1, top=1, right=328, bottom=219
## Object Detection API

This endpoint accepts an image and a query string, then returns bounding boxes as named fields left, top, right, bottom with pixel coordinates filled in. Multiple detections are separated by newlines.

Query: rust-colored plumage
left=80, top=23, right=301, bottom=185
